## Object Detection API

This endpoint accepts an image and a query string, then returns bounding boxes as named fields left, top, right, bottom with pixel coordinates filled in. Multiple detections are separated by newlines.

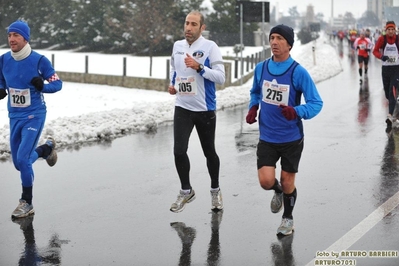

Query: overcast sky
left=202, top=0, right=367, bottom=21
left=270, top=0, right=367, bottom=20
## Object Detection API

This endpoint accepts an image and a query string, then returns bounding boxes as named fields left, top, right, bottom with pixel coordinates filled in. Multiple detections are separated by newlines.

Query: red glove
left=246, top=105, right=259, bottom=124
left=279, top=104, right=297, bottom=120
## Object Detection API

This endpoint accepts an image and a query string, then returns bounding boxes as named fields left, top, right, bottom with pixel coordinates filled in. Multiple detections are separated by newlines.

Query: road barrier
left=54, top=47, right=270, bottom=91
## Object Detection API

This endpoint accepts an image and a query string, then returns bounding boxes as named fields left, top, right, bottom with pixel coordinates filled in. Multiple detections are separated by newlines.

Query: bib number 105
left=179, top=82, right=192, bottom=93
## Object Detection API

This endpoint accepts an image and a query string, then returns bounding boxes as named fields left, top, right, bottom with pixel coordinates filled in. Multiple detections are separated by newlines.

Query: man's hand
left=381, top=55, right=389, bottom=62
left=279, top=104, right=297, bottom=120
left=246, top=105, right=259, bottom=124
left=31, top=77, right=44, bottom=91
left=184, top=53, right=200, bottom=70
left=168, top=85, right=177, bottom=95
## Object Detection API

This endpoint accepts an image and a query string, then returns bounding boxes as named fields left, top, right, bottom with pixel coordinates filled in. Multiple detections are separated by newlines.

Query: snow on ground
left=0, top=33, right=342, bottom=159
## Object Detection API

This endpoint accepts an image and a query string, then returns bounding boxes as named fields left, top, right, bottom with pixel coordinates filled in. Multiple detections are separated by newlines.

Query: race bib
left=175, top=76, right=198, bottom=96
left=387, top=56, right=397, bottom=63
left=262, top=79, right=290, bottom=106
left=9, top=88, right=31, bottom=108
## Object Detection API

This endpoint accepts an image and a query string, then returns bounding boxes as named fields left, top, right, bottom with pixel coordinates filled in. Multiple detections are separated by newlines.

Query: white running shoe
left=211, top=189, right=223, bottom=211
left=170, top=189, right=196, bottom=213
left=277, top=217, right=294, bottom=236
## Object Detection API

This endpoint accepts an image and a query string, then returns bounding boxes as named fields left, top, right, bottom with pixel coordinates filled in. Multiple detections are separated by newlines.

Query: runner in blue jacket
left=0, top=20, right=62, bottom=219
left=246, top=24, right=323, bottom=236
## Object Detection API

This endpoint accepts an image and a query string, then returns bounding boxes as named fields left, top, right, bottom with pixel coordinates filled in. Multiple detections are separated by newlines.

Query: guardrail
left=53, top=48, right=271, bottom=91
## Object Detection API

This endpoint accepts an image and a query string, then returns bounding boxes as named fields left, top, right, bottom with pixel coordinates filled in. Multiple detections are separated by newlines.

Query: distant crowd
left=329, top=28, right=382, bottom=46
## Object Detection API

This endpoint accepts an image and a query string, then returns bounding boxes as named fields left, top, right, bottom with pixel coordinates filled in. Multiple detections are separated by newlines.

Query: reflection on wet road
left=271, top=234, right=295, bottom=266
left=12, top=216, right=68, bottom=265
left=170, top=210, right=223, bottom=265
left=380, top=132, right=399, bottom=204
left=357, top=76, right=370, bottom=129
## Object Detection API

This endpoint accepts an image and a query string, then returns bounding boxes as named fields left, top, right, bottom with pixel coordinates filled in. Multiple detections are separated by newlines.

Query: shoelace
left=281, top=218, right=292, bottom=227
left=176, top=192, right=190, bottom=203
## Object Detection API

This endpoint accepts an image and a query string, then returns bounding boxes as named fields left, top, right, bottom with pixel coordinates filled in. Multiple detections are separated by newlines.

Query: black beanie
left=269, top=24, right=295, bottom=47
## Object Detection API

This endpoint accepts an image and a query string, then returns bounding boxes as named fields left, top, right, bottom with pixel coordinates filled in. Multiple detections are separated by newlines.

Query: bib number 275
left=265, top=88, right=283, bottom=102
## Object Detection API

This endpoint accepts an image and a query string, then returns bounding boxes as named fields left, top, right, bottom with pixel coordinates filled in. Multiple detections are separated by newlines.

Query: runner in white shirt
left=168, top=10, right=225, bottom=213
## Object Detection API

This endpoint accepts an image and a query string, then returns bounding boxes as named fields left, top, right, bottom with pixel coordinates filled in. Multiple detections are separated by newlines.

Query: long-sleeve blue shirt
left=0, top=51, right=62, bottom=119
left=248, top=56, right=323, bottom=143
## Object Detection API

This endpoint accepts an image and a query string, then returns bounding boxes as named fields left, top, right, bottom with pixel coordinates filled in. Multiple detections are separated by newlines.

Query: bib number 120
left=12, top=94, right=26, bottom=105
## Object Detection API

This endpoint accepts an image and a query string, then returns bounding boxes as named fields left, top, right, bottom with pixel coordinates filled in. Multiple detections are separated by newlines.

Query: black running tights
left=173, top=106, right=220, bottom=190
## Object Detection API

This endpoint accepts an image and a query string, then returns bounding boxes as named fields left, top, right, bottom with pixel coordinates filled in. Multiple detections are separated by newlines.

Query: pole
left=240, top=3, right=243, bottom=86
left=312, top=41, right=316, bottom=65
left=262, top=2, right=265, bottom=59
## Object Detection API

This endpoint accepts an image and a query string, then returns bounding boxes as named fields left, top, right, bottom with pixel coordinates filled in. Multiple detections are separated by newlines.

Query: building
left=330, top=15, right=345, bottom=30
left=368, top=0, right=399, bottom=26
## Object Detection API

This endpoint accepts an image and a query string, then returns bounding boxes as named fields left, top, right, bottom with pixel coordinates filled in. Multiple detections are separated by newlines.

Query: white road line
left=306, top=190, right=399, bottom=266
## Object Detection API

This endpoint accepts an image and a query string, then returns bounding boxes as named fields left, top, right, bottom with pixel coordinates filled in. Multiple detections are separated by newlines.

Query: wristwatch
left=197, top=64, right=204, bottom=73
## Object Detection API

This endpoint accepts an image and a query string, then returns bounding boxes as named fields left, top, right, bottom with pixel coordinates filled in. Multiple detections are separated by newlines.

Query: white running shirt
left=170, top=36, right=225, bottom=111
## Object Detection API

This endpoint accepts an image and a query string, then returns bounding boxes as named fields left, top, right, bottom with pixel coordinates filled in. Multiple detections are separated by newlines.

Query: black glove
left=381, top=56, right=389, bottom=62
left=356, top=46, right=360, bottom=50
left=366, top=48, right=370, bottom=52
left=31, top=77, right=44, bottom=91
left=0, top=89, right=7, bottom=100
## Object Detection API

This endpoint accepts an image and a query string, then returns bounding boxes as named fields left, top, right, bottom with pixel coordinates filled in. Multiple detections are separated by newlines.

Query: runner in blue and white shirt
left=168, top=11, right=225, bottom=213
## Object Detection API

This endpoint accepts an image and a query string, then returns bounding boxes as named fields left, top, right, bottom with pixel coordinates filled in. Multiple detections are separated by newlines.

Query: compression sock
left=271, top=178, right=282, bottom=193
left=181, top=189, right=191, bottom=194
left=210, top=187, right=220, bottom=192
left=282, top=188, right=297, bottom=219
left=22, top=186, right=33, bottom=205
left=359, top=68, right=362, bottom=77
left=365, top=68, right=368, bottom=74
left=35, top=144, right=52, bottom=158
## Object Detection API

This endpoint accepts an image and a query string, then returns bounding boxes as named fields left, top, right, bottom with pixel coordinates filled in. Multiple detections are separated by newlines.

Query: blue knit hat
left=269, top=24, right=294, bottom=48
left=8, top=20, right=30, bottom=41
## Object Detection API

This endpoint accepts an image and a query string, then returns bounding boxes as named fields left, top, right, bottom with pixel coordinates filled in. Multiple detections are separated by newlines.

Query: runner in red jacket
left=372, top=21, right=399, bottom=134
left=353, top=31, right=373, bottom=84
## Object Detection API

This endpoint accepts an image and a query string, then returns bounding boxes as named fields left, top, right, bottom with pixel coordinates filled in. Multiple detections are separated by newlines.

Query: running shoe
left=271, top=191, right=283, bottom=213
left=211, top=189, right=223, bottom=211
left=45, top=136, right=57, bottom=167
left=277, top=217, right=294, bottom=236
left=11, top=200, right=35, bottom=219
left=170, top=189, right=195, bottom=213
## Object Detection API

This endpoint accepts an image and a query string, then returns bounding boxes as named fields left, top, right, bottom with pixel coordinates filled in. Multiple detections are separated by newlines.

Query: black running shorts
left=256, top=138, right=304, bottom=173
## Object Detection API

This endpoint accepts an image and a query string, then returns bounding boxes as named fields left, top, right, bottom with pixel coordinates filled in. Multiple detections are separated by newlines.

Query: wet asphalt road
left=1, top=42, right=399, bottom=266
